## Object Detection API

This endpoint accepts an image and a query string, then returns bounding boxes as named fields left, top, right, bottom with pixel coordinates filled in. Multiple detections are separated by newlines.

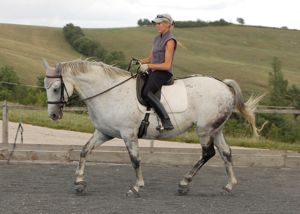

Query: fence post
left=150, top=140, right=154, bottom=153
left=2, top=100, right=8, bottom=144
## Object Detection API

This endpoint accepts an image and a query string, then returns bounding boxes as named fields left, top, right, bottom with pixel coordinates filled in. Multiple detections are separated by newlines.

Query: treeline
left=63, top=23, right=126, bottom=68
left=137, top=18, right=231, bottom=28
left=0, top=65, right=46, bottom=105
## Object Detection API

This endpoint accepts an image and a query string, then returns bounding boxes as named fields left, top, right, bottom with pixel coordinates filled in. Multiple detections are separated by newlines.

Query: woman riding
left=139, top=14, right=177, bottom=130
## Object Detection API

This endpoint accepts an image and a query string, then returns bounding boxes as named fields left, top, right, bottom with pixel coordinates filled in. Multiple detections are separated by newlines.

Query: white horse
left=43, top=59, right=262, bottom=196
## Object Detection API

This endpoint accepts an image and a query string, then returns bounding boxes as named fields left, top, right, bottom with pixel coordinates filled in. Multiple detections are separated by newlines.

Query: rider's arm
left=147, top=39, right=175, bottom=71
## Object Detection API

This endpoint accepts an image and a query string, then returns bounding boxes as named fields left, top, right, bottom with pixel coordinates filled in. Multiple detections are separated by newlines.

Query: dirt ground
left=1, top=121, right=258, bottom=151
left=2, top=121, right=91, bottom=145
left=0, top=163, right=299, bottom=214
left=0, top=121, right=201, bottom=148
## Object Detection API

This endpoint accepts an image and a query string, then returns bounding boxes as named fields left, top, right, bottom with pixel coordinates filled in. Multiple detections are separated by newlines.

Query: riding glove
left=139, top=64, right=150, bottom=74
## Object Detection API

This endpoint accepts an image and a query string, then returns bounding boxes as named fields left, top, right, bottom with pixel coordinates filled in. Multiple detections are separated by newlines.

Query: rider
left=139, top=14, right=177, bottom=130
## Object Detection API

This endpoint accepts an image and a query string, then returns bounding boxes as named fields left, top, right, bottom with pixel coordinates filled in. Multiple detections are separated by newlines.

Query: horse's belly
left=142, top=111, right=195, bottom=139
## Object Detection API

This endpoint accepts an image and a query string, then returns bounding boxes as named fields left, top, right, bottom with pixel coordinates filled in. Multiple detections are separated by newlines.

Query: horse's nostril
left=52, top=114, right=57, bottom=118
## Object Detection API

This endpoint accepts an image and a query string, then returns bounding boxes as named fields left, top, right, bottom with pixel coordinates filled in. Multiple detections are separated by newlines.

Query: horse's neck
left=70, top=70, right=128, bottom=101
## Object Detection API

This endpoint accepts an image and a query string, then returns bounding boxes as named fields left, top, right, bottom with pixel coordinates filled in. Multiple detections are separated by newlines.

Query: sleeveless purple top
left=151, top=31, right=177, bottom=74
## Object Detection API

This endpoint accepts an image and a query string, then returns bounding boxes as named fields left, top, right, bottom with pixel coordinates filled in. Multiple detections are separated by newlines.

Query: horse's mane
left=60, top=59, right=130, bottom=78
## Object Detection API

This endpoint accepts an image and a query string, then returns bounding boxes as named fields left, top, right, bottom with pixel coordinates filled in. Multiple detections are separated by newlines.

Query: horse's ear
left=42, top=58, right=49, bottom=70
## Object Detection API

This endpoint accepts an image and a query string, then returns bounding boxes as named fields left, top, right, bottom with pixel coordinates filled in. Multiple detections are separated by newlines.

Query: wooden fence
left=1, top=101, right=299, bottom=144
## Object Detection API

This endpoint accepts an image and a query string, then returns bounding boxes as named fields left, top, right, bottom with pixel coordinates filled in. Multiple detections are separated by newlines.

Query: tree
left=268, top=57, right=288, bottom=106
left=236, top=17, right=245, bottom=25
left=0, top=65, right=29, bottom=103
left=0, top=66, right=19, bottom=101
left=0, top=65, right=20, bottom=89
left=95, top=45, right=107, bottom=60
left=286, top=85, right=300, bottom=108
left=208, top=19, right=230, bottom=26
left=137, top=18, right=151, bottom=26
left=63, top=23, right=84, bottom=43
left=105, top=51, right=125, bottom=63
left=268, top=57, right=300, bottom=109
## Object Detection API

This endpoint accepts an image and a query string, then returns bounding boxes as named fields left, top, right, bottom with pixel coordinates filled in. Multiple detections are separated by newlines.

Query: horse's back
left=182, top=76, right=235, bottom=125
left=182, top=76, right=233, bottom=101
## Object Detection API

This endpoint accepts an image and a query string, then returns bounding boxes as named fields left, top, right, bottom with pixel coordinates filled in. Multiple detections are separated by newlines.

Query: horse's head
left=42, top=58, right=74, bottom=120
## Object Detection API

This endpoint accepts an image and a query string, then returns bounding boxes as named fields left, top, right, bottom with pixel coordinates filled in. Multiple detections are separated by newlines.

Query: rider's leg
left=141, top=71, right=174, bottom=130
left=145, top=92, right=174, bottom=130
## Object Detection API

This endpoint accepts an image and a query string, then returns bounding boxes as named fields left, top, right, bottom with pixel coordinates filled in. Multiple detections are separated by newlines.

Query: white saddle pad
left=137, top=80, right=188, bottom=114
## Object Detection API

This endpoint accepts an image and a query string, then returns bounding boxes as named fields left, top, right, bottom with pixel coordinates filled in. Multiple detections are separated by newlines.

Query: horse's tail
left=223, top=79, right=265, bottom=138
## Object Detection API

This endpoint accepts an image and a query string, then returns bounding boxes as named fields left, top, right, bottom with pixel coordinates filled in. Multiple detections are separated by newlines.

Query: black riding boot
left=145, top=92, right=174, bottom=130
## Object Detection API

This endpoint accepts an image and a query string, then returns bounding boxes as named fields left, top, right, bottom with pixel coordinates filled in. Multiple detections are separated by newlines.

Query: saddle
left=136, top=72, right=174, bottom=107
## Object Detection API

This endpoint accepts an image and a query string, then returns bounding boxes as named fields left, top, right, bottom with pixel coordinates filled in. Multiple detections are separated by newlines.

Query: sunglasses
left=156, top=15, right=171, bottom=23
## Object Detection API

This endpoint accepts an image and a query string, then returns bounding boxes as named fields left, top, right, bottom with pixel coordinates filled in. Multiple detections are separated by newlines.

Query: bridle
left=46, top=74, right=70, bottom=106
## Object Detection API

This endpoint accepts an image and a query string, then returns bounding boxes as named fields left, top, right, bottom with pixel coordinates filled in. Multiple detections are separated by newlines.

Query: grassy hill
left=84, top=26, right=300, bottom=95
left=0, top=23, right=80, bottom=84
left=0, top=23, right=299, bottom=95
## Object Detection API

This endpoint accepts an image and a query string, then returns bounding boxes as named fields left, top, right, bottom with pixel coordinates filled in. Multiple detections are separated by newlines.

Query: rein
left=77, top=58, right=140, bottom=102
left=80, top=74, right=137, bottom=102
left=46, top=58, right=141, bottom=105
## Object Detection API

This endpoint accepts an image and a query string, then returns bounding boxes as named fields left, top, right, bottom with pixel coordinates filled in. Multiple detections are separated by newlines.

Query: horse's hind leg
left=122, top=134, right=144, bottom=197
left=178, top=132, right=215, bottom=195
left=75, top=130, right=112, bottom=194
left=214, top=130, right=237, bottom=192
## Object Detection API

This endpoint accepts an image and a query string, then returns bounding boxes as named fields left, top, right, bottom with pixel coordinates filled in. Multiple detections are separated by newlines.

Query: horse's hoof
left=222, top=185, right=233, bottom=194
left=75, top=181, right=87, bottom=195
left=177, top=184, right=190, bottom=196
left=222, top=181, right=237, bottom=193
left=223, top=186, right=230, bottom=192
left=126, top=187, right=141, bottom=198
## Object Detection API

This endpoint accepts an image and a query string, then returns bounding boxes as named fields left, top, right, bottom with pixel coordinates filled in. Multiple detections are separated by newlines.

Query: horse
left=42, top=59, right=263, bottom=196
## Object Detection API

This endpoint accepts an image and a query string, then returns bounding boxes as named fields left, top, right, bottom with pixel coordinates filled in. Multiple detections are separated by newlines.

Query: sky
left=0, top=0, right=299, bottom=29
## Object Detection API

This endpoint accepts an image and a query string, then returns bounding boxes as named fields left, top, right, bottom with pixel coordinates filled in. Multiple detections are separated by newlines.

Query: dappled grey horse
left=43, top=59, right=263, bottom=196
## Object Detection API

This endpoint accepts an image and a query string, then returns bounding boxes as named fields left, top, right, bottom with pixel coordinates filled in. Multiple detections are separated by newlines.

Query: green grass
left=84, top=25, right=300, bottom=95
left=227, top=137, right=300, bottom=151
left=0, top=23, right=300, bottom=95
left=167, top=126, right=300, bottom=152
left=2, top=108, right=94, bottom=133
left=0, top=23, right=80, bottom=84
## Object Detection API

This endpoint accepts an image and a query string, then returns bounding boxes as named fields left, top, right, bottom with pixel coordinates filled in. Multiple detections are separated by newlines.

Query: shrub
left=225, top=113, right=300, bottom=143
left=63, top=23, right=126, bottom=68
left=0, top=66, right=47, bottom=106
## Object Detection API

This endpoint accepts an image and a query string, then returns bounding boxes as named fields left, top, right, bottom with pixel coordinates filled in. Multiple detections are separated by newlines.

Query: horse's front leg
left=75, top=130, right=112, bottom=194
left=123, top=134, right=144, bottom=197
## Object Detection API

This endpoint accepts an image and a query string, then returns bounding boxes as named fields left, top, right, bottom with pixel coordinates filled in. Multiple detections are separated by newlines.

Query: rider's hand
left=132, top=58, right=140, bottom=65
left=139, top=64, right=149, bottom=74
